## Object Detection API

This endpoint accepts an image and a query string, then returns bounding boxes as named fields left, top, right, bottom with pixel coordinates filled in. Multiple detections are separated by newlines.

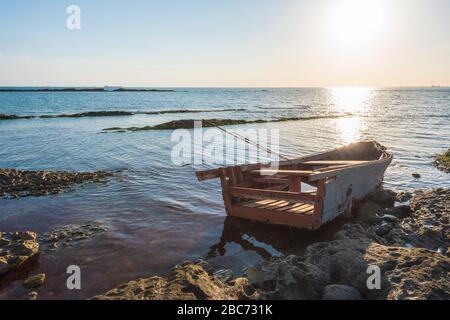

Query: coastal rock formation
left=433, top=149, right=450, bottom=172
left=0, top=232, right=40, bottom=276
left=23, top=273, right=46, bottom=289
left=39, top=222, right=108, bottom=250
left=0, top=169, right=113, bottom=199
left=246, top=189, right=450, bottom=300
left=94, top=188, right=449, bottom=300
left=102, top=114, right=352, bottom=132
left=93, top=262, right=259, bottom=300
left=377, top=189, right=449, bottom=251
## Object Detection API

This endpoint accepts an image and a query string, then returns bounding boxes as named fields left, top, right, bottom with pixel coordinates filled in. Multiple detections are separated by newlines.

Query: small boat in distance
left=196, top=141, right=393, bottom=230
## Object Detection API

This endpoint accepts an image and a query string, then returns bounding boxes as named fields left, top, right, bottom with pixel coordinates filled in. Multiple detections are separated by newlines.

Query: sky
left=0, top=0, right=449, bottom=87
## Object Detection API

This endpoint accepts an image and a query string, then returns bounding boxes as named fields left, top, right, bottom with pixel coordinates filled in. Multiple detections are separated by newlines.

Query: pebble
left=376, top=222, right=393, bottom=236
left=213, top=269, right=234, bottom=283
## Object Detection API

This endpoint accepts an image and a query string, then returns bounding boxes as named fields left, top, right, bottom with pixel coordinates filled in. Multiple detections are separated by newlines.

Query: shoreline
left=2, top=187, right=448, bottom=300
left=93, top=188, right=450, bottom=300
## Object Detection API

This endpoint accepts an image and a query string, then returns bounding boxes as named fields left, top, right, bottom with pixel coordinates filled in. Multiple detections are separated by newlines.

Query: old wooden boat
left=196, top=141, right=392, bottom=230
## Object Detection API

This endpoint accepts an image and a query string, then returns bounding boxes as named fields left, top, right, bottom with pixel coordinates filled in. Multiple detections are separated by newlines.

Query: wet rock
left=0, top=168, right=113, bottom=199
left=249, top=230, right=449, bottom=300
left=369, top=189, right=397, bottom=205
left=433, top=149, right=450, bottom=173
left=354, top=201, right=383, bottom=225
left=388, top=189, right=449, bottom=251
left=0, top=231, right=40, bottom=276
left=93, top=262, right=259, bottom=300
left=396, top=191, right=413, bottom=203
left=28, top=292, right=38, bottom=300
left=213, top=269, right=234, bottom=283
left=322, top=285, right=362, bottom=300
left=375, top=222, right=393, bottom=236
left=23, top=273, right=46, bottom=289
left=246, top=189, right=450, bottom=300
left=382, top=215, right=400, bottom=223
left=39, top=222, right=107, bottom=250
left=412, top=173, right=421, bottom=179
left=384, top=205, right=411, bottom=219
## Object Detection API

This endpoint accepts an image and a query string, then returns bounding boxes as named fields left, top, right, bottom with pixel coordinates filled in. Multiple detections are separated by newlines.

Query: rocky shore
left=434, top=149, right=450, bottom=173
left=0, top=223, right=107, bottom=298
left=102, top=114, right=352, bottom=132
left=0, top=109, right=245, bottom=121
left=94, top=188, right=450, bottom=300
left=0, top=232, right=40, bottom=276
left=0, top=168, right=113, bottom=199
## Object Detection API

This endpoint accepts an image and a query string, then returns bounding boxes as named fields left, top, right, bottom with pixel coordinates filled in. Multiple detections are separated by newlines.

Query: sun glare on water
left=330, top=87, right=373, bottom=144
left=330, top=0, right=386, bottom=49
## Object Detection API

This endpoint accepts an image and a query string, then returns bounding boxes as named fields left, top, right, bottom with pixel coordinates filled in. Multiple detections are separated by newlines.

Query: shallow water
left=0, top=87, right=449, bottom=299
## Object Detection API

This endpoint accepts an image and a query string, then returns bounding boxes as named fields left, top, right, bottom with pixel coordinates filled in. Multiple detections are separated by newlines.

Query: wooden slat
left=289, top=176, right=301, bottom=193
left=258, top=200, right=288, bottom=210
left=250, top=169, right=314, bottom=177
left=303, top=160, right=369, bottom=166
left=242, top=199, right=277, bottom=208
left=228, top=187, right=318, bottom=203
left=251, top=177, right=289, bottom=184
left=287, top=203, right=314, bottom=214
left=230, top=205, right=321, bottom=230
left=196, top=168, right=221, bottom=181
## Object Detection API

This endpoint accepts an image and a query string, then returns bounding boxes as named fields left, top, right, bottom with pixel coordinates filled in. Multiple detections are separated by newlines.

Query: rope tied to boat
left=202, top=119, right=292, bottom=162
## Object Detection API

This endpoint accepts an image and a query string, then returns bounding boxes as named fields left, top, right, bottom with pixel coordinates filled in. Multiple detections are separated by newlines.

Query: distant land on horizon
left=0, top=86, right=448, bottom=92
left=0, top=86, right=175, bottom=93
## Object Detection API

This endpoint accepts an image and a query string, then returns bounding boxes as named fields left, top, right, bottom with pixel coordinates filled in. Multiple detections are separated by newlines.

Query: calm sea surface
left=0, top=87, right=449, bottom=299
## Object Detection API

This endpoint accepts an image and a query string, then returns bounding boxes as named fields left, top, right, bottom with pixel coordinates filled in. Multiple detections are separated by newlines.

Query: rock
left=213, top=269, right=234, bottom=283
left=322, top=285, right=362, bottom=300
left=396, top=191, right=413, bottom=203
left=9, top=241, right=39, bottom=256
left=245, top=189, right=450, bottom=300
left=0, top=257, right=9, bottom=274
left=375, top=222, right=393, bottom=236
left=412, top=173, right=421, bottom=179
left=433, top=149, right=450, bottom=173
left=12, top=231, right=37, bottom=241
left=0, top=231, right=40, bottom=276
left=93, top=262, right=259, bottom=300
left=382, top=215, right=400, bottom=223
left=28, top=292, right=38, bottom=300
left=369, top=189, right=397, bottom=205
left=387, top=189, right=449, bottom=250
left=39, top=222, right=107, bottom=251
left=355, top=201, right=383, bottom=225
left=384, top=205, right=411, bottom=219
left=0, top=168, right=113, bottom=199
left=23, top=273, right=46, bottom=289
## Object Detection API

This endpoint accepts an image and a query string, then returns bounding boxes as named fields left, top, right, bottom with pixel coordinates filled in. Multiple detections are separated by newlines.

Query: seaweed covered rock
left=93, top=262, right=259, bottom=300
left=433, top=149, right=450, bottom=173
left=0, top=168, right=113, bottom=199
left=39, top=222, right=108, bottom=251
left=0, top=232, right=40, bottom=276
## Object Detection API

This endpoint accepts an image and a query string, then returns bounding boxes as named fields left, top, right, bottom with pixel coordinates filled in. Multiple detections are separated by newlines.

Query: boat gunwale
left=196, top=140, right=393, bottom=181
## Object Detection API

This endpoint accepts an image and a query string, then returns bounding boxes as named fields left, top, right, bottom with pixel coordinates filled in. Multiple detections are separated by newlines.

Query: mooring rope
left=203, top=119, right=292, bottom=162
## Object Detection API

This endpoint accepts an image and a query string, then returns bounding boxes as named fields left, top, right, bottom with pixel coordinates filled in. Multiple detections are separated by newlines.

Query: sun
left=330, top=0, right=386, bottom=49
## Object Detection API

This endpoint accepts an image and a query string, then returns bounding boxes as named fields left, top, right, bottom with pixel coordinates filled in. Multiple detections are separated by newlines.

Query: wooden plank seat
left=240, top=199, right=315, bottom=215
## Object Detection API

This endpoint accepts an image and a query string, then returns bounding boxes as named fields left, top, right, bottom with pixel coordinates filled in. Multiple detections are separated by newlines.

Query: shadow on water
left=206, top=216, right=352, bottom=272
